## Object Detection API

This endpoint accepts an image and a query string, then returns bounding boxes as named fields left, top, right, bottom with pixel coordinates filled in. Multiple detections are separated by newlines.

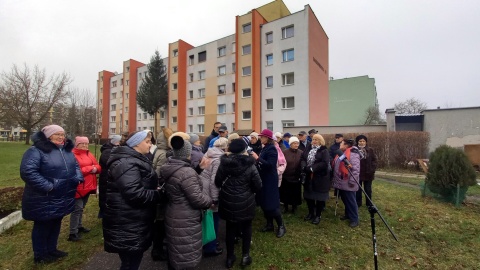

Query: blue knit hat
left=126, top=131, right=148, bottom=148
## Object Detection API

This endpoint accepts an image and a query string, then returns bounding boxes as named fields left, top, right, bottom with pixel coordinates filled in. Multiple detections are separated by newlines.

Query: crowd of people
left=19, top=123, right=377, bottom=269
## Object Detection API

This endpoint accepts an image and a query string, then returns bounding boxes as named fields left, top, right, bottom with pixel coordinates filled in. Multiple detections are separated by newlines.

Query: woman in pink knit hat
left=69, top=136, right=101, bottom=241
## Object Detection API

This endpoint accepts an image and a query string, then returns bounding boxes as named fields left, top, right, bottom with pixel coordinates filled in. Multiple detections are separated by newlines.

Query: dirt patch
left=0, top=187, right=23, bottom=218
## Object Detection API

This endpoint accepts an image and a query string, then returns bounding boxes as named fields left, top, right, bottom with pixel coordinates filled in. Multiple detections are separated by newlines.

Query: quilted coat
left=20, top=131, right=83, bottom=221
left=102, top=146, right=159, bottom=253
left=161, top=157, right=212, bottom=270
left=72, top=148, right=101, bottom=198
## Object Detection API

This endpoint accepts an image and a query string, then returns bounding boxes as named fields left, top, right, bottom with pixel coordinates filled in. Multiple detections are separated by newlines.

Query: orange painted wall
left=128, top=59, right=144, bottom=134
left=308, top=6, right=329, bottom=125
left=251, top=10, right=267, bottom=132
left=101, top=71, right=114, bottom=139
left=177, top=40, right=194, bottom=132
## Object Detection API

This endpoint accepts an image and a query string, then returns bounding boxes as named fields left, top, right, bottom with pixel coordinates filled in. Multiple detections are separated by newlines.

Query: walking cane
left=334, top=190, right=339, bottom=216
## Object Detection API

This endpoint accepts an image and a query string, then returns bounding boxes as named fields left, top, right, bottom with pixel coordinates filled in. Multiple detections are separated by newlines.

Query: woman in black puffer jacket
left=215, top=139, right=262, bottom=268
left=103, top=131, right=160, bottom=270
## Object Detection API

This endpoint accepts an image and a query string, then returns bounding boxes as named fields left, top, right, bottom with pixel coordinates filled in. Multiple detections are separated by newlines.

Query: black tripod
left=345, top=166, right=398, bottom=270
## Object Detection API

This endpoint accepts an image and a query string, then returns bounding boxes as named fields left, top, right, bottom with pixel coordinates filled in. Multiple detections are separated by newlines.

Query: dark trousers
left=305, top=198, right=325, bottom=217
left=340, top=190, right=359, bottom=222
left=203, top=212, right=220, bottom=252
left=119, top=251, right=144, bottom=270
left=263, top=207, right=283, bottom=227
left=152, top=220, right=166, bottom=252
left=226, top=220, right=252, bottom=258
left=356, top=180, right=373, bottom=206
left=32, top=217, right=63, bottom=258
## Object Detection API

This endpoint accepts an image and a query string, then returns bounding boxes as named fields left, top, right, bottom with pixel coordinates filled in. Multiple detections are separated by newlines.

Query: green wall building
left=329, top=75, right=378, bottom=125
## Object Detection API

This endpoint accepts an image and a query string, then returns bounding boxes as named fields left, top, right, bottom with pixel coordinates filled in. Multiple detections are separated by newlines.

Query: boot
left=67, top=233, right=81, bottom=242
left=311, top=216, right=321, bottom=225
left=260, top=223, right=274, bottom=232
left=241, top=254, right=252, bottom=267
left=226, top=255, right=236, bottom=269
left=49, top=249, right=68, bottom=258
left=276, top=225, right=286, bottom=238
left=304, top=213, right=314, bottom=221
left=78, top=227, right=90, bottom=233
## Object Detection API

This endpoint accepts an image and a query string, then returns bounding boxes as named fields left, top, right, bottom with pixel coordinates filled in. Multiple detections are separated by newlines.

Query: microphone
left=335, top=149, right=352, bottom=168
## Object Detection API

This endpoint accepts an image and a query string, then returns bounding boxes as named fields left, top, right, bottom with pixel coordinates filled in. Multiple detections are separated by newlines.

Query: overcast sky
left=1, top=0, right=479, bottom=114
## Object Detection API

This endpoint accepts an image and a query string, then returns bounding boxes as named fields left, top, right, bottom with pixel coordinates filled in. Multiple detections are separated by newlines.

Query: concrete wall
left=423, top=107, right=480, bottom=153
left=284, top=124, right=386, bottom=136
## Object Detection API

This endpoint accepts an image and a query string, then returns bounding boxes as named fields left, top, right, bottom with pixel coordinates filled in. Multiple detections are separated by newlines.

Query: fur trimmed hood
left=31, top=131, right=74, bottom=153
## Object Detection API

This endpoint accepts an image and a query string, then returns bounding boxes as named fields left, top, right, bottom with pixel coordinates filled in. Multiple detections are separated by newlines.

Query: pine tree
left=137, top=50, right=168, bottom=136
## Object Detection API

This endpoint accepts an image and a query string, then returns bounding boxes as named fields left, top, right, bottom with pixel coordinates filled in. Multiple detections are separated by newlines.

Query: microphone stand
left=345, top=165, right=398, bottom=270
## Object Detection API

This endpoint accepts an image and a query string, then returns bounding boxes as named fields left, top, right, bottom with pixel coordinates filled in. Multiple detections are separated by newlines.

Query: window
left=218, top=104, right=226, bottom=114
left=126, top=80, right=129, bottom=86
left=160, top=111, right=166, bottom=119
left=198, top=88, right=205, bottom=98
left=198, top=106, right=205, bottom=115
left=172, top=83, right=177, bottom=90
left=100, top=87, right=103, bottom=93
left=125, top=120, right=128, bottom=126
left=218, top=66, right=226, bottom=76
left=125, top=107, right=128, bottom=112
left=218, top=85, right=226, bottom=95
left=110, top=128, right=116, bottom=134
left=198, top=124, right=205, bottom=133
left=173, top=66, right=178, bottom=73
left=172, top=100, right=177, bottom=107
left=189, top=90, right=194, bottom=99
left=138, top=113, right=141, bottom=119
left=172, top=116, right=177, bottom=123
left=189, top=73, right=193, bottom=82
left=266, top=32, right=273, bottom=44
left=231, top=123, right=235, bottom=131
left=125, top=93, right=129, bottom=99
left=266, top=121, right=273, bottom=130
left=242, top=111, right=251, bottom=120
left=218, top=46, right=226, bottom=57
left=242, top=23, right=251, bottom=33
left=173, top=49, right=178, bottom=57
left=282, top=49, right=294, bottom=62
left=242, top=88, right=251, bottom=98
left=232, top=83, right=235, bottom=93
left=266, top=54, right=273, bottom=66
left=112, top=81, right=117, bottom=88
left=142, top=113, right=147, bottom=119
left=111, top=104, right=116, bottom=110
left=266, top=99, right=273, bottom=110
left=232, top=42, right=236, bottom=53
left=266, top=76, right=273, bottom=88
left=138, top=127, right=142, bottom=131
left=282, top=97, right=295, bottom=109
left=199, top=70, right=206, bottom=80
left=242, top=66, right=251, bottom=76
left=150, top=114, right=154, bottom=120
left=198, top=51, right=206, bottom=62
left=232, top=63, right=236, bottom=73
left=111, top=116, right=116, bottom=122
left=188, top=108, right=193, bottom=116
left=232, top=103, right=235, bottom=112
left=189, top=55, right=194, bottom=65
left=242, top=44, right=251, bottom=55
left=111, top=93, right=117, bottom=99
left=99, top=99, right=102, bottom=104
left=282, top=25, right=294, bottom=39
left=282, top=72, right=294, bottom=85
left=121, top=79, right=123, bottom=85
left=282, top=121, right=295, bottom=127
left=188, top=125, right=193, bottom=133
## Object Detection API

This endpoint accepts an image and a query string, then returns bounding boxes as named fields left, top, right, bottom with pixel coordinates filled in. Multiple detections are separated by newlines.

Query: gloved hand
left=91, top=166, right=97, bottom=173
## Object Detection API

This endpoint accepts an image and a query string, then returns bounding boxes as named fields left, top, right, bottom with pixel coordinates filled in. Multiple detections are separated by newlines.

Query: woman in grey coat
left=161, top=135, right=212, bottom=270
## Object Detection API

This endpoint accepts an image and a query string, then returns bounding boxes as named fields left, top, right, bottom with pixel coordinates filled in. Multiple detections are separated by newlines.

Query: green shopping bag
left=202, top=209, right=216, bottom=245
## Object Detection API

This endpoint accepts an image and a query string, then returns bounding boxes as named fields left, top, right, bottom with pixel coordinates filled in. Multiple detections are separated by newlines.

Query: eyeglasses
left=52, top=133, right=65, bottom=137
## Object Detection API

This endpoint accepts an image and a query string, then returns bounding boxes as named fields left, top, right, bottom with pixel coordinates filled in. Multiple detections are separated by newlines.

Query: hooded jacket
left=73, top=148, right=101, bottom=198
left=20, top=131, right=83, bottom=221
left=215, top=154, right=262, bottom=221
left=199, top=147, right=224, bottom=204
left=161, top=157, right=212, bottom=270
left=102, top=146, right=159, bottom=253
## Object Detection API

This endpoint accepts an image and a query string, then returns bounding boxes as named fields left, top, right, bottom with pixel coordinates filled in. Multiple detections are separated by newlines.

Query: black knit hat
left=171, top=136, right=192, bottom=159
left=229, top=139, right=247, bottom=154
left=355, top=135, right=368, bottom=145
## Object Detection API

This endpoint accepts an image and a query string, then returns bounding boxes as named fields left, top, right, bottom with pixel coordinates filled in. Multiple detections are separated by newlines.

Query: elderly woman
left=333, top=139, right=361, bottom=228
left=161, top=135, right=212, bottom=270
left=301, top=134, right=331, bottom=225
left=69, top=136, right=101, bottom=242
left=280, top=136, right=303, bottom=214
left=248, top=132, right=262, bottom=155
left=20, top=125, right=83, bottom=264
left=355, top=135, right=377, bottom=207
left=98, top=135, right=121, bottom=218
left=215, top=139, right=262, bottom=268
left=103, top=130, right=161, bottom=270
left=251, top=129, right=286, bottom=238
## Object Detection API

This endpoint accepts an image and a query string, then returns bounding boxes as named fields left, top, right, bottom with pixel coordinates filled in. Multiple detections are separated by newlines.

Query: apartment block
left=97, top=0, right=329, bottom=139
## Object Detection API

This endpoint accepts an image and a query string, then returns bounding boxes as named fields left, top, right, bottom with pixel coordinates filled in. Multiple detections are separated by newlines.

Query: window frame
left=266, top=99, right=273, bottom=110
left=282, top=25, right=294, bottom=39
left=242, top=23, right=251, bottom=33
left=218, top=46, right=226, bottom=57
left=282, top=49, right=294, bottom=62
left=218, top=104, right=226, bottom=114
left=242, top=66, right=251, bottom=76
left=281, top=96, right=295, bottom=109
left=281, top=72, right=294, bottom=86
left=266, top=32, right=273, bottom=44
left=242, top=110, right=252, bottom=120
left=242, top=44, right=251, bottom=55
left=266, top=54, right=273, bottom=66
left=242, top=88, right=252, bottom=98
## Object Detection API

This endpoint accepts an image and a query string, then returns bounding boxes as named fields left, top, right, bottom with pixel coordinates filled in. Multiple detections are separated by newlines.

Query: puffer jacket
left=332, top=147, right=361, bottom=192
left=73, top=148, right=101, bottom=198
left=161, top=157, right=212, bottom=270
left=20, top=131, right=83, bottom=221
left=199, top=147, right=224, bottom=204
left=98, top=142, right=116, bottom=212
left=215, top=154, right=262, bottom=222
left=103, top=146, right=159, bottom=253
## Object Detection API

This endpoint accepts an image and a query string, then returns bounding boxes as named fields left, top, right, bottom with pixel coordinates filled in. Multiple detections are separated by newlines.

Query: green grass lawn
left=1, top=142, right=480, bottom=269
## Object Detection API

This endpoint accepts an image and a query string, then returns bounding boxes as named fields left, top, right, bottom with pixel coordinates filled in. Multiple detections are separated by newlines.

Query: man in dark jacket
left=203, top=122, right=222, bottom=153
left=297, top=131, right=311, bottom=152
left=329, top=133, right=343, bottom=160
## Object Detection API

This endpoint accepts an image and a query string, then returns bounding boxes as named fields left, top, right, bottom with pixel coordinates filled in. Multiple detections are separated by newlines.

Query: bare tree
left=363, top=105, right=385, bottom=125
left=65, top=88, right=96, bottom=137
left=394, top=98, right=427, bottom=114
left=0, top=64, right=71, bottom=144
